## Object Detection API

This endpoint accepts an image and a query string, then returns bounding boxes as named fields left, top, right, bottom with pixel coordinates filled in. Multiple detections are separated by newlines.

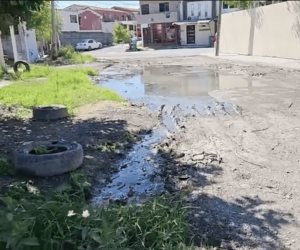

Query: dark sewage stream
left=92, top=65, right=253, bottom=204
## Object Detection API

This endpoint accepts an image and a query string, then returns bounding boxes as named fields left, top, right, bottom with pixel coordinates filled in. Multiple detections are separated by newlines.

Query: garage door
left=196, top=30, right=211, bottom=47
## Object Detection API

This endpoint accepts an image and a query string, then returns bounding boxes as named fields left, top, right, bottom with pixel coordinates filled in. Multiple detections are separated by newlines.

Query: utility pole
left=215, top=0, right=223, bottom=56
left=51, top=0, right=57, bottom=60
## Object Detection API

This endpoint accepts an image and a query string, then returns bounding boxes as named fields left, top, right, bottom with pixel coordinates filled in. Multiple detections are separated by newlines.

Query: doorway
left=186, top=25, right=195, bottom=44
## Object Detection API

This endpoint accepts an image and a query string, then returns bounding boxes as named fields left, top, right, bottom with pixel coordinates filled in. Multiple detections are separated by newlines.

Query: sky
left=57, top=1, right=139, bottom=9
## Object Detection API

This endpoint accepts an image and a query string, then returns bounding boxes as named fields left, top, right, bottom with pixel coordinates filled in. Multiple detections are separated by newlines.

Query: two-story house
left=175, top=1, right=239, bottom=47
left=59, top=4, right=140, bottom=39
left=137, top=0, right=238, bottom=47
left=137, top=1, right=181, bottom=46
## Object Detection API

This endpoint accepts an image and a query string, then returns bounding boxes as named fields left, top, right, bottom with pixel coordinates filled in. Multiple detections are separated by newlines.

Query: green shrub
left=58, top=45, right=75, bottom=59
left=57, top=46, right=96, bottom=64
left=113, top=24, right=130, bottom=44
left=0, top=156, right=14, bottom=176
left=0, top=175, right=193, bottom=250
left=0, top=66, right=4, bottom=79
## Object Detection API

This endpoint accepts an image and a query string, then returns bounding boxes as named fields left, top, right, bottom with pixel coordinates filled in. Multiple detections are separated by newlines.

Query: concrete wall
left=102, top=22, right=115, bottom=33
left=137, top=11, right=178, bottom=24
left=140, top=1, right=180, bottom=14
left=2, top=35, right=22, bottom=59
left=220, top=1, right=300, bottom=59
left=59, top=10, right=80, bottom=32
left=60, top=32, right=112, bottom=47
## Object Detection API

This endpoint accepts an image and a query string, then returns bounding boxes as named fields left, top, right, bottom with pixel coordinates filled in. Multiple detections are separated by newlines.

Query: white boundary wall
left=220, top=1, right=300, bottom=59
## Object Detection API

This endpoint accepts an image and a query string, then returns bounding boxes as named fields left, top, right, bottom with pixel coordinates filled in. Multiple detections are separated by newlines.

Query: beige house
left=136, top=1, right=181, bottom=46
left=137, top=0, right=237, bottom=47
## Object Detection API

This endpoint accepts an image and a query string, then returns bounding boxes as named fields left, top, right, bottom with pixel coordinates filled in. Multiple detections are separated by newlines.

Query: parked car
left=75, top=39, right=102, bottom=51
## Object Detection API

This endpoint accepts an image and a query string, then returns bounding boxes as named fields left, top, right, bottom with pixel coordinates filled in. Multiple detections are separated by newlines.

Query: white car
left=75, top=39, right=102, bottom=51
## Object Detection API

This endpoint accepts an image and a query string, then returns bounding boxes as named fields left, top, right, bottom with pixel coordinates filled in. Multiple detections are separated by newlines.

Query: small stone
left=176, top=153, right=185, bottom=159
left=127, top=187, right=134, bottom=197
left=121, top=164, right=128, bottom=169
left=84, top=155, right=94, bottom=159
left=193, top=154, right=205, bottom=161
left=179, top=175, right=189, bottom=180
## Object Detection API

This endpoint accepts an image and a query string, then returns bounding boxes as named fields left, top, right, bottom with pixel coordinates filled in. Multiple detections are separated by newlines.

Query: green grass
left=0, top=65, right=121, bottom=112
left=0, top=171, right=193, bottom=250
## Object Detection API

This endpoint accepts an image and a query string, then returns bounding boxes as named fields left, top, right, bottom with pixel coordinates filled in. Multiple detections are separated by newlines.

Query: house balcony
left=136, top=12, right=178, bottom=24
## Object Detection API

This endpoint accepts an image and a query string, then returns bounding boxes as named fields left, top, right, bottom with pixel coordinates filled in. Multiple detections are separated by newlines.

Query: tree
left=0, top=0, right=45, bottom=34
left=27, top=1, right=61, bottom=42
left=224, top=0, right=252, bottom=9
left=113, top=24, right=130, bottom=44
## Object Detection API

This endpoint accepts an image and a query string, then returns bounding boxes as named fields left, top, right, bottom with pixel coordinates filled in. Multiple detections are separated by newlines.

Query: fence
left=220, top=1, right=300, bottom=59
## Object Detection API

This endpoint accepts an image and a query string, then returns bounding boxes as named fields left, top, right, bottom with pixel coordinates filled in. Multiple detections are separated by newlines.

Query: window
left=191, top=3, right=194, bottom=16
left=205, top=3, right=208, bottom=17
left=129, top=25, right=134, bottom=31
left=78, top=16, right=81, bottom=25
left=141, top=4, right=149, bottom=14
left=70, top=15, right=77, bottom=23
left=198, top=3, right=201, bottom=17
left=159, top=2, right=169, bottom=12
left=88, top=40, right=93, bottom=43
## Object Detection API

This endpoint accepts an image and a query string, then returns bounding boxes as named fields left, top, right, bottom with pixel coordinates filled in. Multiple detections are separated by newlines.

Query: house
left=59, top=4, right=140, bottom=40
left=137, top=0, right=238, bottom=47
left=136, top=1, right=181, bottom=46
left=174, top=1, right=236, bottom=47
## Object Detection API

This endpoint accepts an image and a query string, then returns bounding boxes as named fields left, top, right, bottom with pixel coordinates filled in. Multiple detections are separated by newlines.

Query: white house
left=174, top=1, right=238, bottom=47
left=58, top=10, right=80, bottom=32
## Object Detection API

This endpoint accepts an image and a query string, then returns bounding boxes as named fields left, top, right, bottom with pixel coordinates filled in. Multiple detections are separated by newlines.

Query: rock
left=179, top=175, right=189, bottom=180
left=176, top=153, right=185, bottom=159
left=84, top=155, right=94, bottom=159
left=121, top=164, right=128, bottom=169
left=192, top=154, right=205, bottom=161
left=127, top=187, right=134, bottom=197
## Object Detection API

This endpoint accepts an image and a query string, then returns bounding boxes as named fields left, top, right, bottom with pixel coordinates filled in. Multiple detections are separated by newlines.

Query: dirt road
left=93, top=49, right=300, bottom=249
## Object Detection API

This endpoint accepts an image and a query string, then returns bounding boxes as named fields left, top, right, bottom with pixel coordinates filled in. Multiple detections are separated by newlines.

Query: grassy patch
left=0, top=171, right=193, bottom=250
left=58, top=45, right=96, bottom=64
left=0, top=156, right=14, bottom=176
left=0, top=65, right=121, bottom=112
left=0, top=66, right=4, bottom=79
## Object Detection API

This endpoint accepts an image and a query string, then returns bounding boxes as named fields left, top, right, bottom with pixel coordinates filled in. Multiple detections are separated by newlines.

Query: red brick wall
left=79, top=10, right=102, bottom=30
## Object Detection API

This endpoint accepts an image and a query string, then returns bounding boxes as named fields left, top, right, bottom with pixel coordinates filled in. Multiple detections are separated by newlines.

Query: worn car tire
left=13, top=60, right=30, bottom=73
left=14, top=141, right=84, bottom=177
left=33, top=105, right=68, bottom=121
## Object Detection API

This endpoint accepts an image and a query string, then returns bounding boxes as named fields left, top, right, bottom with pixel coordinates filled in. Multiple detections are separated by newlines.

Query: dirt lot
left=1, top=47, right=299, bottom=249
left=92, top=51, right=300, bottom=249
left=0, top=102, right=157, bottom=194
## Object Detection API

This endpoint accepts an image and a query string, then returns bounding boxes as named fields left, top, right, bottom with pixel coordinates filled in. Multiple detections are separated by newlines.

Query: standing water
left=92, top=65, right=247, bottom=204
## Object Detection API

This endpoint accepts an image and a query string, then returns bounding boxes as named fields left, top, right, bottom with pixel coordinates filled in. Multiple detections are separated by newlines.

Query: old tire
left=14, top=141, right=83, bottom=177
left=33, top=105, right=68, bottom=121
left=13, top=60, right=30, bottom=73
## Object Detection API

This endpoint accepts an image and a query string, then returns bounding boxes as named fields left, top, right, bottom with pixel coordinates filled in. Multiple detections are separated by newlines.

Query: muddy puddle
left=92, top=65, right=251, bottom=204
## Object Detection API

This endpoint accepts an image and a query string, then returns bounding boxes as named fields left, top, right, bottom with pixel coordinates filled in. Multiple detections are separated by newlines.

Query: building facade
left=137, top=1, right=181, bottom=46
left=137, top=0, right=238, bottom=47
left=59, top=4, right=140, bottom=38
